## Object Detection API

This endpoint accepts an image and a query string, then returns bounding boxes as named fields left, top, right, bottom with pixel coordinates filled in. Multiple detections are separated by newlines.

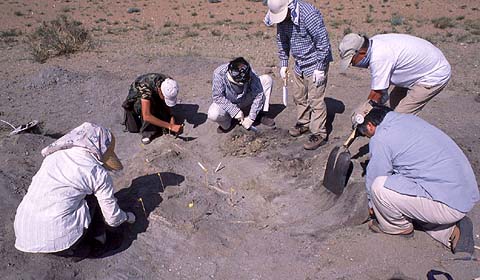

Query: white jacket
left=14, top=147, right=127, bottom=253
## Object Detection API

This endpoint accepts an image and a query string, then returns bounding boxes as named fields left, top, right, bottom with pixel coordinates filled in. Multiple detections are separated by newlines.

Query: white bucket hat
left=338, top=33, right=365, bottom=73
left=266, top=0, right=290, bottom=24
left=160, top=78, right=178, bottom=107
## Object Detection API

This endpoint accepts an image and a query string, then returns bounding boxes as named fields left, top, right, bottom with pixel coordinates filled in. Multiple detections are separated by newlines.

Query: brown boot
left=303, top=134, right=327, bottom=150
left=288, top=123, right=309, bottom=137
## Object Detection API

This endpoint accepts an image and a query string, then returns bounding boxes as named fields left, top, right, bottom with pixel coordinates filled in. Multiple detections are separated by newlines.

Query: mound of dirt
left=24, top=66, right=86, bottom=90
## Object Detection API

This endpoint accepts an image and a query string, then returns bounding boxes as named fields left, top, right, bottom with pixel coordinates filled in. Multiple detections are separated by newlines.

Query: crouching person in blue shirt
left=357, top=106, right=479, bottom=254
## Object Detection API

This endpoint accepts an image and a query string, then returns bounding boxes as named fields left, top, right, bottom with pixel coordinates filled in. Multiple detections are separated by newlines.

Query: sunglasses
left=230, top=64, right=250, bottom=83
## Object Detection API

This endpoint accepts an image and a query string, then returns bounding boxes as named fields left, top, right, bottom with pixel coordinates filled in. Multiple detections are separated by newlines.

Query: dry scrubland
left=0, top=0, right=480, bottom=279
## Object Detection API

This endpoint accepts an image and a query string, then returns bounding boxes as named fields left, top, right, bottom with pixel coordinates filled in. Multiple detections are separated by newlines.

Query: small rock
left=127, top=7, right=141, bottom=13
left=475, top=94, right=480, bottom=103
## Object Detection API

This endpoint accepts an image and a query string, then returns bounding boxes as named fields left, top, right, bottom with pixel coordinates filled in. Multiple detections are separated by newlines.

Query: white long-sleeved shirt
left=14, top=147, right=127, bottom=253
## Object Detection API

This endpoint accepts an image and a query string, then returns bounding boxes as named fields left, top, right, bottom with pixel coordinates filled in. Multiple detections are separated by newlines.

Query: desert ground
left=0, top=0, right=479, bottom=279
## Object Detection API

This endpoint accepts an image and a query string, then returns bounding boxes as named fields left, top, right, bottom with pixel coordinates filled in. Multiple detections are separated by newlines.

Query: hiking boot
left=289, top=123, right=309, bottom=137
left=260, top=115, right=275, bottom=127
left=303, top=134, right=327, bottom=150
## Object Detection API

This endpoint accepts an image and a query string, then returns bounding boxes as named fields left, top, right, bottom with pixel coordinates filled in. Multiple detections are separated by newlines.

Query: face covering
left=354, top=40, right=372, bottom=68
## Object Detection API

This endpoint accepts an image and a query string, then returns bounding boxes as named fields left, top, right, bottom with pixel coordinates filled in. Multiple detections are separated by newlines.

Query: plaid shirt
left=276, top=0, right=333, bottom=77
left=211, top=63, right=265, bottom=120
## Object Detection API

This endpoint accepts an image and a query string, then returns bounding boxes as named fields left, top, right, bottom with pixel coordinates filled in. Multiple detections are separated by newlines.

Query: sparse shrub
left=465, top=19, right=480, bottom=35
left=208, top=0, right=221, bottom=3
left=27, top=15, right=92, bottom=63
left=253, top=31, right=263, bottom=37
left=14, top=11, right=24, bottom=16
left=391, top=14, right=404, bottom=26
left=211, top=30, right=222, bottom=36
left=456, top=16, right=465, bottom=21
left=1, top=29, right=21, bottom=38
left=184, top=30, right=199, bottom=37
left=343, top=27, right=352, bottom=35
left=191, top=12, right=198, bottom=16
left=366, top=14, right=373, bottom=23
left=432, top=17, right=455, bottom=29
left=330, top=20, right=342, bottom=29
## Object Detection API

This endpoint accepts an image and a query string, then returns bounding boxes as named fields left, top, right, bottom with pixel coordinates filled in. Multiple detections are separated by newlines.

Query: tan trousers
left=292, top=65, right=329, bottom=138
left=389, top=81, right=448, bottom=115
left=371, top=176, right=465, bottom=247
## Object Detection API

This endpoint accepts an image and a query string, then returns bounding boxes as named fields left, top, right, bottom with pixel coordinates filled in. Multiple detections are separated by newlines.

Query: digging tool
left=322, top=129, right=357, bottom=195
left=0, top=119, right=38, bottom=136
left=248, top=125, right=259, bottom=133
left=282, top=73, right=288, bottom=107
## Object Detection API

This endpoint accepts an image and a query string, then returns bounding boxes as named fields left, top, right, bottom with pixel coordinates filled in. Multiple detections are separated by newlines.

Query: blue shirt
left=211, top=63, right=265, bottom=120
left=276, top=0, right=333, bottom=77
left=366, top=112, right=479, bottom=213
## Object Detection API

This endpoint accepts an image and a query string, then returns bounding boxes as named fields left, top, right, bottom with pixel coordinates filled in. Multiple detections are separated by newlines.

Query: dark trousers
left=140, top=104, right=172, bottom=138
left=53, top=195, right=106, bottom=258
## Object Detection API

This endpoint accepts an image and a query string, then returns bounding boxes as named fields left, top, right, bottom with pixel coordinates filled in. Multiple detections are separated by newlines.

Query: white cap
left=266, top=0, right=290, bottom=24
left=160, top=78, right=178, bottom=107
left=338, top=33, right=365, bottom=73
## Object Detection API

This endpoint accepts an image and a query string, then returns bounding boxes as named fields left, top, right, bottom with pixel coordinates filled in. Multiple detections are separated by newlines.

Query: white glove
left=126, top=212, right=136, bottom=224
left=234, top=110, right=244, bottom=122
left=280, top=66, right=288, bottom=80
left=312, top=70, right=326, bottom=87
left=241, top=118, right=254, bottom=130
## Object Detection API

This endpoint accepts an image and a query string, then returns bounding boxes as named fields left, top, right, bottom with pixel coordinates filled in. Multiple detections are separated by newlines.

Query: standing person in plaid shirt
left=265, top=0, right=333, bottom=150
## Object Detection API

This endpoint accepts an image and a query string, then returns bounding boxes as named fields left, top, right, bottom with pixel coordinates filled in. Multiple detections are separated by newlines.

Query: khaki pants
left=292, top=65, right=329, bottom=138
left=371, top=176, right=465, bottom=247
left=389, top=81, right=449, bottom=115
left=208, top=75, right=272, bottom=129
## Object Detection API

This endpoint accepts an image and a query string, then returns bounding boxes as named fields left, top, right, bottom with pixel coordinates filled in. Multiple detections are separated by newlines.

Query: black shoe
left=450, top=216, right=474, bottom=254
left=303, top=134, right=327, bottom=150
left=217, top=126, right=230, bottom=134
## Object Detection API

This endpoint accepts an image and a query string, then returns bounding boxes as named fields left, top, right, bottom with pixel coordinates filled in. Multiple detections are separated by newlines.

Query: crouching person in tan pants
left=357, top=106, right=478, bottom=255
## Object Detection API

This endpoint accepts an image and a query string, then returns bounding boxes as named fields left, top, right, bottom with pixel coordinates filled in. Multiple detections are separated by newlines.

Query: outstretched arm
left=141, top=99, right=182, bottom=133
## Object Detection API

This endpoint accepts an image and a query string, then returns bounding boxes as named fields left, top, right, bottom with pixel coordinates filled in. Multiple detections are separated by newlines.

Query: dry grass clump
left=432, top=17, right=455, bottom=29
left=28, top=15, right=92, bottom=63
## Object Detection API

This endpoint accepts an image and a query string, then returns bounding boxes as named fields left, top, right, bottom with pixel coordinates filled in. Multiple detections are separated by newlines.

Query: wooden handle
left=343, top=129, right=357, bottom=148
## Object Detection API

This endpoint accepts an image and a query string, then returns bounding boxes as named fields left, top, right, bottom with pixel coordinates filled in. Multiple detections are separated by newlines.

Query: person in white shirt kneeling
left=14, top=122, right=136, bottom=261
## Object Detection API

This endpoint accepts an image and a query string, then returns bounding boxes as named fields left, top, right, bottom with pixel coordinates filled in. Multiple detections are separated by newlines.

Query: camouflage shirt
left=124, top=73, right=169, bottom=115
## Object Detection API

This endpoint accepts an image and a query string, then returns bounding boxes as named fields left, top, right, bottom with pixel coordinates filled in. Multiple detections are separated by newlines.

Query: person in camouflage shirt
left=123, top=73, right=183, bottom=144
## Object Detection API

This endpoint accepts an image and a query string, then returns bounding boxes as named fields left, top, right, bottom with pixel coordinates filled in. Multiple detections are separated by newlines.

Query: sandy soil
left=1, top=0, right=479, bottom=279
